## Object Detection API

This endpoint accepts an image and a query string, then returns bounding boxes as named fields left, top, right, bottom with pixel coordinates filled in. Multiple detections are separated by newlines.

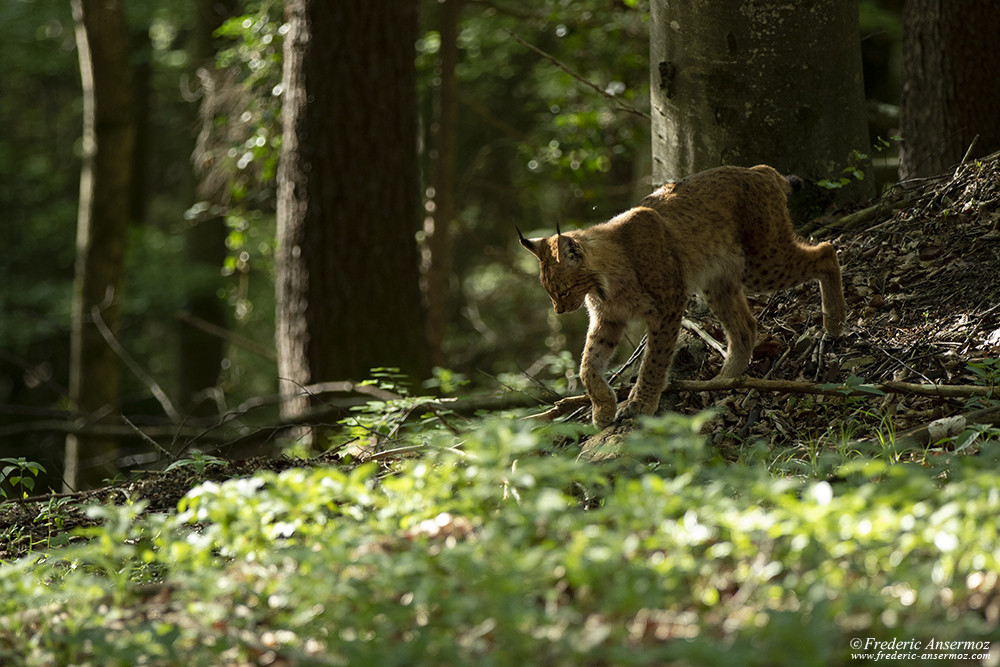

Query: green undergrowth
left=2, top=412, right=1000, bottom=665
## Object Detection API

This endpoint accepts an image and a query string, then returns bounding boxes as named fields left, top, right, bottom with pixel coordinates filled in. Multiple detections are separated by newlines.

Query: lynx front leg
left=581, top=318, right=625, bottom=428
left=617, top=311, right=683, bottom=422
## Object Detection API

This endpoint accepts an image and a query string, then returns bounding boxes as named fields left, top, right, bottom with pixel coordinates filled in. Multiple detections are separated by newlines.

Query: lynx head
left=517, top=224, right=600, bottom=314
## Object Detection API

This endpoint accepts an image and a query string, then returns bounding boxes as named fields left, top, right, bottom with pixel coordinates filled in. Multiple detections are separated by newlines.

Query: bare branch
left=503, top=29, right=651, bottom=121
left=176, top=310, right=277, bottom=361
left=92, top=305, right=182, bottom=423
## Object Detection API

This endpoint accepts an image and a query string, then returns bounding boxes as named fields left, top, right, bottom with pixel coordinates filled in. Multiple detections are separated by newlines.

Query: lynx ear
left=516, top=226, right=540, bottom=256
left=556, top=233, right=583, bottom=265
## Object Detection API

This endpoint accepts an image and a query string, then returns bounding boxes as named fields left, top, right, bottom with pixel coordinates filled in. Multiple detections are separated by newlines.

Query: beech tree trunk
left=649, top=0, right=872, bottom=200
left=276, top=0, right=430, bottom=420
left=65, top=0, right=135, bottom=490
left=898, top=0, right=1000, bottom=179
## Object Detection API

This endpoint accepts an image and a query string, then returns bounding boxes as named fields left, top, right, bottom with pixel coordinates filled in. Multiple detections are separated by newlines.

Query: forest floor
left=684, top=149, right=1000, bottom=457
left=2, top=152, right=999, bottom=562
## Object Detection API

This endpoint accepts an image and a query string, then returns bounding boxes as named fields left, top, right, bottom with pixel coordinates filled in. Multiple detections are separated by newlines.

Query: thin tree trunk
left=65, top=0, right=135, bottom=490
left=649, top=0, right=872, bottom=200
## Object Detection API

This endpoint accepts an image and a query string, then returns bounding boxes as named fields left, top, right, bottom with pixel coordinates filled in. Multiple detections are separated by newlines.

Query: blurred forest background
left=1, top=0, right=908, bottom=484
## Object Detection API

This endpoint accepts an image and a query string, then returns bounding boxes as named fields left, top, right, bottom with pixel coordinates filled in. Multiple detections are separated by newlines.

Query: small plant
left=872, top=134, right=902, bottom=175
left=966, top=357, right=1000, bottom=390
left=362, top=367, right=413, bottom=396
left=0, top=458, right=46, bottom=500
left=964, top=357, right=1000, bottom=409
left=338, top=368, right=460, bottom=455
left=424, top=367, right=470, bottom=395
left=165, top=451, right=227, bottom=476
left=33, top=496, right=74, bottom=549
left=817, top=149, right=869, bottom=190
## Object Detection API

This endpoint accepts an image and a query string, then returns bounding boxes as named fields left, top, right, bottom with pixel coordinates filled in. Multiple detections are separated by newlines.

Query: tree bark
left=422, top=0, right=462, bottom=369
left=65, top=0, right=135, bottom=490
left=181, top=0, right=239, bottom=413
left=898, top=0, right=1000, bottom=179
left=276, top=0, right=431, bottom=421
left=649, top=0, right=873, bottom=200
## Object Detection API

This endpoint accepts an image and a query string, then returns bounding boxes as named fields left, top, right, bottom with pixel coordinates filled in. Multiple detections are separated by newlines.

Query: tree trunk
left=276, top=0, right=430, bottom=421
left=422, top=0, right=462, bottom=369
left=649, top=0, right=873, bottom=200
left=180, top=0, right=239, bottom=413
left=898, top=0, right=1000, bottom=179
left=65, top=0, right=135, bottom=490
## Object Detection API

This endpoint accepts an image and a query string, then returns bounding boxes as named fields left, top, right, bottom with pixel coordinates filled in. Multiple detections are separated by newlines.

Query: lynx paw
left=823, top=314, right=845, bottom=337
left=613, top=399, right=642, bottom=424
left=822, top=305, right=846, bottom=337
left=591, top=401, right=617, bottom=429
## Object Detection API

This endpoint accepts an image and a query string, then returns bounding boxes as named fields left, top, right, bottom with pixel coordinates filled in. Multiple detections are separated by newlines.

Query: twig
left=682, top=318, right=726, bottom=355
left=610, top=336, right=646, bottom=384
left=176, top=310, right=277, bottom=361
left=91, top=306, right=182, bottom=423
left=424, top=404, right=463, bottom=435
left=503, top=29, right=651, bottom=121
left=121, top=415, right=172, bottom=459
left=954, top=134, right=980, bottom=179
left=476, top=369, right=550, bottom=406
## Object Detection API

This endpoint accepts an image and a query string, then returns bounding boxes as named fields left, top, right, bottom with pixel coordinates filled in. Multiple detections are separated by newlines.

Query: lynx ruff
left=519, top=165, right=846, bottom=429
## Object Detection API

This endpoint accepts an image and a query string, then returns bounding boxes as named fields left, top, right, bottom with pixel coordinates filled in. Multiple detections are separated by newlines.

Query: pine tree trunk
left=649, top=0, right=872, bottom=200
left=423, top=0, right=462, bottom=369
left=898, top=0, right=1000, bottom=179
left=65, top=0, right=135, bottom=490
left=276, top=0, right=430, bottom=421
left=180, top=0, right=239, bottom=413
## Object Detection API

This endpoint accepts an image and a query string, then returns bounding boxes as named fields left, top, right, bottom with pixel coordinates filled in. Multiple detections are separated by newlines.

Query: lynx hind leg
left=789, top=240, right=846, bottom=336
left=581, top=318, right=626, bottom=428
left=702, top=279, right=757, bottom=378
left=812, top=242, right=846, bottom=336
left=745, top=239, right=846, bottom=337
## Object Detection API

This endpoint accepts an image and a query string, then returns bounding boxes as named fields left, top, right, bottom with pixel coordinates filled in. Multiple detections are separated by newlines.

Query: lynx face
left=518, top=229, right=602, bottom=314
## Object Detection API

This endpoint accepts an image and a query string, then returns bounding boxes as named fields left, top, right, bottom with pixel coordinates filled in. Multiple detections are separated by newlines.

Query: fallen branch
left=1, top=390, right=546, bottom=457
left=532, top=377, right=998, bottom=421
left=804, top=193, right=914, bottom=238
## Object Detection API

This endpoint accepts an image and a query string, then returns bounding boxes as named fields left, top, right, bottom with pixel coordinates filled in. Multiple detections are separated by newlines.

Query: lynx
left=519, top=164, right=846, bottom=428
